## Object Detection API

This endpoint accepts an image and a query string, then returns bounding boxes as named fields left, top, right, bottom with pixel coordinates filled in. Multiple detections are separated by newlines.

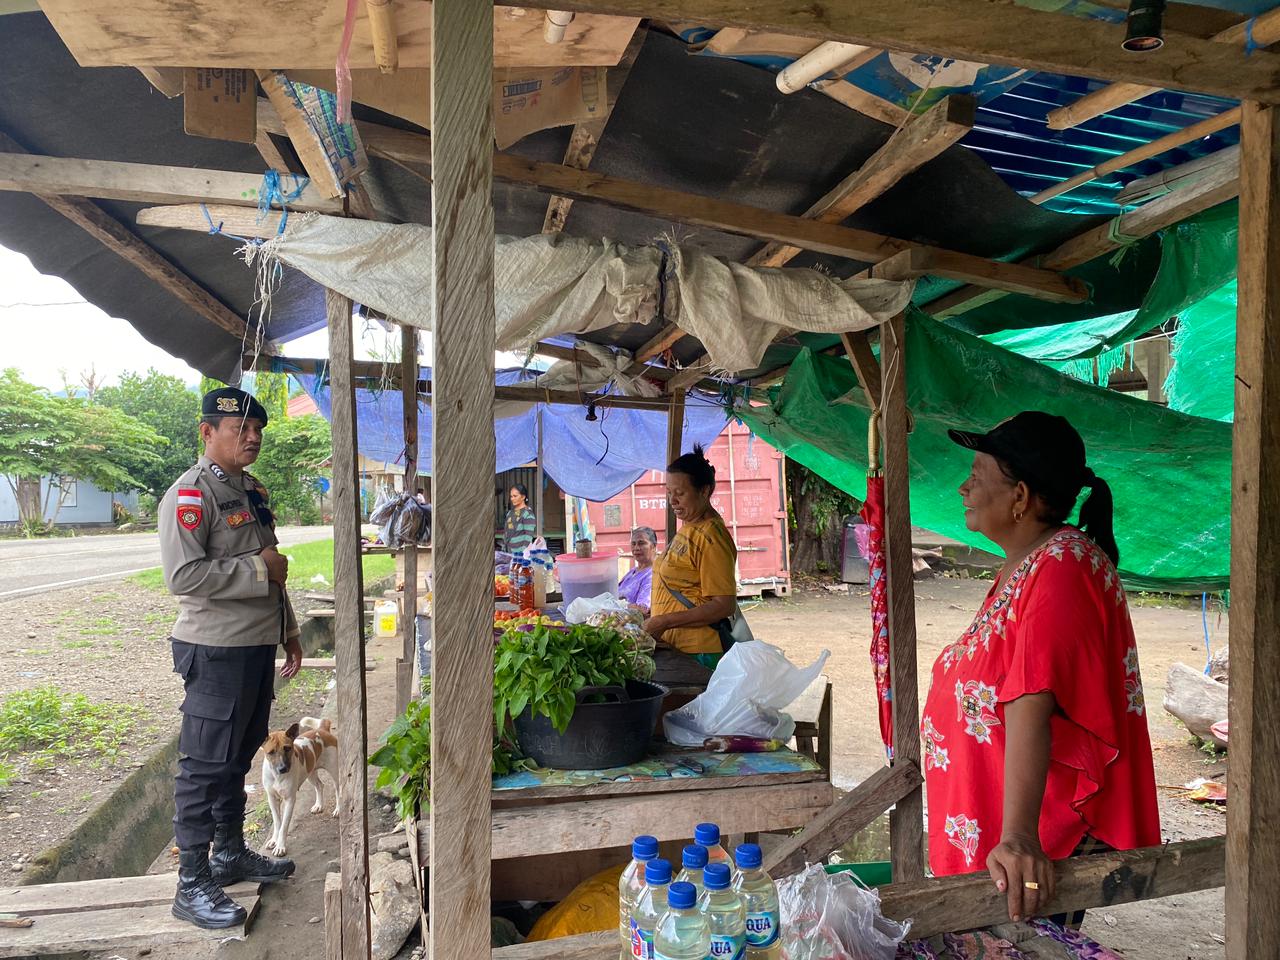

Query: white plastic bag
left=565, top=592, right=631, bottom=624
left=778, top=864, right=910, bottom=960
left=662, top=640, right=829, bottom=746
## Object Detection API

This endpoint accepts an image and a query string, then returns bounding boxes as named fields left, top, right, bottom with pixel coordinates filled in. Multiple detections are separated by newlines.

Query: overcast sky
left=0, top=245, right=531, bottom=392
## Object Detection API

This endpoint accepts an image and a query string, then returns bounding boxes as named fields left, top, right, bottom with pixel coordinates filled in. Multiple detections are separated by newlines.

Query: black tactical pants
left=171, top=640, right=275, bottom=849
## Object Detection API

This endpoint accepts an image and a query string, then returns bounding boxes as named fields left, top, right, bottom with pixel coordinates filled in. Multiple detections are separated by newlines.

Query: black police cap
left=202, top=388, right=269, bottom=425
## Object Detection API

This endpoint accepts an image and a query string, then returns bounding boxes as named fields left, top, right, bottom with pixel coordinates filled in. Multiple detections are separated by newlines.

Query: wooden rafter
left=0, top=131, right=263, bottom=348
left=542, top=25, right=645, bottom=235
left=748, top=95, right=976, bottom=268
left=268, top=106, right=1080, bottom=306
left=1046, top=8, right=1280, bottom=131
left=0, top=152, right=343, bottom=213
left=658, top=95, right=976, bottom=390
left=926, top=152, right=1241, bottom=319
left=517, top=0, right=1280, bottom=103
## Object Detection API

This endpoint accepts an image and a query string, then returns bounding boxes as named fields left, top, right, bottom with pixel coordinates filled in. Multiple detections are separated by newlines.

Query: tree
left=0, top=369, right=165, bottom=533
left=786, top=459, right=861, bottom=577
left=96, top=370, right=200, bottom=497
left=254, top=413, right=332, bottom=525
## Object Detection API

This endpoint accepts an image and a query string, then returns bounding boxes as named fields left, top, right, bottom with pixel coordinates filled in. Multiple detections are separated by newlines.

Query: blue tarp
left=299, top=367, right=731, bottom=501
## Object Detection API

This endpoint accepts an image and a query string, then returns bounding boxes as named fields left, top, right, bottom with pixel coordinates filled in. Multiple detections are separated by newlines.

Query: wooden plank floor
left=0, top=874, right=260, bottom=957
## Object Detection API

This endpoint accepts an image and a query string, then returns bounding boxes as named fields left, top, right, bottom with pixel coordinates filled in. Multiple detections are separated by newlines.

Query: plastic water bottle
left=733, top=844, right=780, bottom=959
left=674, top=844, right=708, bottom=899
left=695, top=823, right=733, bottom=872
left=619, top=836, right=659, bottom=956
left=630, top=858, right=672, bottom=959
left=699, top=862, right=746, bottom=960
left=653, top=881, right=710, bottom=960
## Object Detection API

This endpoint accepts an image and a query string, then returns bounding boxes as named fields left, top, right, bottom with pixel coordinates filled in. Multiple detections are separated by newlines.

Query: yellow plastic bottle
left=374, top=599, right=399, bottom=638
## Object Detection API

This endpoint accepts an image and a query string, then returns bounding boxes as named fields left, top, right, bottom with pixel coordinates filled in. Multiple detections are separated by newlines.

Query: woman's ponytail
left=1077, top=469, right=1119, bottom=567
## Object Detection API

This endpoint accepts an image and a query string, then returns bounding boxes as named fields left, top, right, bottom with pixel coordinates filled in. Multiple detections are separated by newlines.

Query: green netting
left=957, top=200, right=1240, bottom=363
left=934, top=236, right=1163, bottom=338
left=1164, top=280, right=1237, bottom=422
left=734, top=309, right=1232, bottom=592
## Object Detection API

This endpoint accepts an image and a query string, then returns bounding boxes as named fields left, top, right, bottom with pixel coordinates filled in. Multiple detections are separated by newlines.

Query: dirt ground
left=0, top=580, right=184, bottom=869
left=0, top=579, right=336, bottom=872
left=750, top=578, right=1229, bottom=960
left=1, top=573, right=1230, bottom=959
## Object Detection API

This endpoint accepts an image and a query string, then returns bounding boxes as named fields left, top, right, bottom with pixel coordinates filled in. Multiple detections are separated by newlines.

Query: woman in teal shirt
left=503, top=483, right=536, bottom=555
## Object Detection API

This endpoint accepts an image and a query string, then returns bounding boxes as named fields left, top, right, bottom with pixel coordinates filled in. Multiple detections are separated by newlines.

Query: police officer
left=159, top=388, right=304, bottom=929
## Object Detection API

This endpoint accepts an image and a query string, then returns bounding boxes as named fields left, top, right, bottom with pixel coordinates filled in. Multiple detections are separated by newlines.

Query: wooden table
left=414, top=742, right=832, bottom=900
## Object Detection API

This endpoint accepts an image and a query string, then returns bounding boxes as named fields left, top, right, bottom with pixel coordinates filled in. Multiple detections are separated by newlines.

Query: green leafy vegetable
left=492, top=623, right=637, bottom=734
left=369, top=691, right=432, bottom=821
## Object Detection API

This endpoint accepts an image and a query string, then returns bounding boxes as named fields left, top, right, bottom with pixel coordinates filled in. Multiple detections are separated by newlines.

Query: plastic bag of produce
left=778, top=863, right=910, bottom=960
left=663, top=640, right=829, bottom=746
left=565, top=592, right=632, bottom=624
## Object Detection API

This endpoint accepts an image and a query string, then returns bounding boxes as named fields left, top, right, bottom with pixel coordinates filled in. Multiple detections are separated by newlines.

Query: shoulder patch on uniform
left=176, top=487, right=203, bottom=531
left=207, top=462, right=228, bottom=482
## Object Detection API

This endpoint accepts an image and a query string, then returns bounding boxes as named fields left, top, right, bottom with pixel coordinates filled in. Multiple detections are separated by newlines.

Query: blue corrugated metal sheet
left=966, top=75, right=1239, bottom=214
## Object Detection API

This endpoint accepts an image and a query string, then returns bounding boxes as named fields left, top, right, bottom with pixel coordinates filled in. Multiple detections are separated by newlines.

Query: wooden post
left=879, top=313, right=925, bottom=883
left=398, top=323, right=419, bottom=712
left=1226, top=100, right=1280, bottom=960
left=323, top=871, right=342, bottom=960
left=535, top=406, right=545, bottom=540
left=1144, top=338, right=1170, bottom=405
left=665, top=390, right=686, bottom=548
left=428, top=0, right=496, bottom=956
left=327, top=288, right=372, bottom=958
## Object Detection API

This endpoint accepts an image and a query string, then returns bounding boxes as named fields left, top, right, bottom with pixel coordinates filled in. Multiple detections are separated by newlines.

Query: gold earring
left=1013, top=510, right=1024, bottom=523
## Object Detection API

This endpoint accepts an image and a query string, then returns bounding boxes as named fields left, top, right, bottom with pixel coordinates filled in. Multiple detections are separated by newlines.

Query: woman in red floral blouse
left=922, top=412, right=1160, bottom=924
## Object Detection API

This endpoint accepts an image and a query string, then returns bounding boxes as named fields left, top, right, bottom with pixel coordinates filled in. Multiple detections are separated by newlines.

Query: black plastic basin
left=513, top=679, right=668, bottom=770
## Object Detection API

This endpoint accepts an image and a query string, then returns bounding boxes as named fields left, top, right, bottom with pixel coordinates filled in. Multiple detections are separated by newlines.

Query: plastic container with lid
left=373, top=599, right=399, bottom=638
left=555, top=552, right=619, bottom=610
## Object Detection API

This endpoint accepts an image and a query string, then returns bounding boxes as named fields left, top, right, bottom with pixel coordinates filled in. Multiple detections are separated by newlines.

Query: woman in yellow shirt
left=644, top=445, right=737, bottom=669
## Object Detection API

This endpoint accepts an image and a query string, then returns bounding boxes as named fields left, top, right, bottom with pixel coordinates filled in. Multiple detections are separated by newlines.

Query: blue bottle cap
left=668, top=881, right=697, bottom=910
left=735, top=843, right=762, bottom=869
left=704, top=862, right=731, bottom=890
left=633, top=835, right=659, bottom=860
left=682, top=844, right=708, bottom=869
left=645, top=858, right=673, bottom=886
left=694, top=822, right=721, bottom=846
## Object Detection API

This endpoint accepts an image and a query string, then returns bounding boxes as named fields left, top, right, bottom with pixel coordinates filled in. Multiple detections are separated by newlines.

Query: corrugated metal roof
left=967, top=74, right=1239, bottom=215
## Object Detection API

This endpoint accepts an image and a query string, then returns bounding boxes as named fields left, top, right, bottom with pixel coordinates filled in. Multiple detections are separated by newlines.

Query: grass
left=276, top=668, right=332, bottom=716
left=128, top=539, right=394, bottom=594
left=0, top=686, right=141, bottom=770
left=61, top=640, right=94, bottom=650
left=0, top=760, right=14, bottom=788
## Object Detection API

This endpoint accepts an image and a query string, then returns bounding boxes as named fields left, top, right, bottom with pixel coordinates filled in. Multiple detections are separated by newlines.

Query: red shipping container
left=586, top=421, right=791, bottom=598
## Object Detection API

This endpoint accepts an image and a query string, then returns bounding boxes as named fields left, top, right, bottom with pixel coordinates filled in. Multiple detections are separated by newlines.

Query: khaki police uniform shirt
left=159, top=456, right=299, bottom=648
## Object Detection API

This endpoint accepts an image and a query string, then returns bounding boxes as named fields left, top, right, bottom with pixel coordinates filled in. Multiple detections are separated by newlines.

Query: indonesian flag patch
left=177, top=488, right=203, bottom=531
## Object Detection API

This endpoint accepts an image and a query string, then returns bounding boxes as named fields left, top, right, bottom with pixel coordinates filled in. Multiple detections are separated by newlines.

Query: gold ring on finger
left=1023, top=881, right=1040, bottom=890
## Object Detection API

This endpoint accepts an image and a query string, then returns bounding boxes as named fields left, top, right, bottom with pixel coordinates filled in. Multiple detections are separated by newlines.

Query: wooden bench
left=0, top=873, right=260, bottom=957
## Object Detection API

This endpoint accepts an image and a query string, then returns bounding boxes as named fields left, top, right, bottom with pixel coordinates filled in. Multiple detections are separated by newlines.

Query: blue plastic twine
left=1244, top=17, right=1260, bottom=57
left=256, top=170, right=311, bottom=235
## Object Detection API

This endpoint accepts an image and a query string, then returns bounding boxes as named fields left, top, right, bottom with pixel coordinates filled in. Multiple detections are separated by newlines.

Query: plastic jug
left=374, top=599, right=399, bottom=638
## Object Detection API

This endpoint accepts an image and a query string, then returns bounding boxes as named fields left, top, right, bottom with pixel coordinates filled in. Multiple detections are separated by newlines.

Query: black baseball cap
left=948, top=411, right=1089, bottom=495
left=202, top=387, right=269, bottom=425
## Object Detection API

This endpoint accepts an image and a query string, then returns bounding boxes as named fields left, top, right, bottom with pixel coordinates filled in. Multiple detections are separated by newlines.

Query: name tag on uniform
left=225, top=510, right=254, bottom=528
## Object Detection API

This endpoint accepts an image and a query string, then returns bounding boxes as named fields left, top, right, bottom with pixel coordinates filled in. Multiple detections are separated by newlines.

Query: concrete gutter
left=18, top=601, right=355, bottom=885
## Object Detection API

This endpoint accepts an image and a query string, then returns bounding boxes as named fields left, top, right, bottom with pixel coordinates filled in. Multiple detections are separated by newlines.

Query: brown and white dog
left=260, top=717, right=339, bottom=856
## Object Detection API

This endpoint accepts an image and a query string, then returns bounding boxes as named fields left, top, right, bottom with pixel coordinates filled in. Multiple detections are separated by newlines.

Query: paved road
left=0, top=526, right=333, bottom=601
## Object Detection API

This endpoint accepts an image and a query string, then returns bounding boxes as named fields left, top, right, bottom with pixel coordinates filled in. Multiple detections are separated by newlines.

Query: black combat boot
left=210, top=821, right=296, bottom=885
left=173, top=847, right=249, bottom=929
